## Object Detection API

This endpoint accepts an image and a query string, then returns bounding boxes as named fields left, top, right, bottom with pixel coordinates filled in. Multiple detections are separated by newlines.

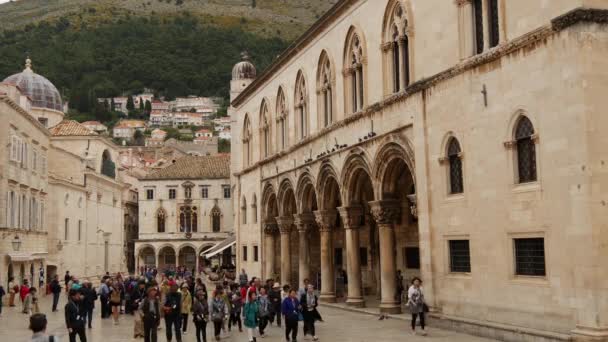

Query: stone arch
left=178, top=242, right=198, bottom=254
left=242, top=113, right=253, bottom=167
left=277, top=178, right=297, bottom=217
left=506, top=108, right=539, bottom=140
left=294, top=70, right=310, bottom=141
left=262, top=183, right=279, bottom=222
left=316, top=161, right=342, bottom=210
left=372, top=136, right=416, bottom=200
left=211, top=205, right=222, bottom=232
left=343, top=25, right=369, bottom=114
left=295, top=171, right=318, bottom=214
left=381, top=0, right=414, bottom=94
left=382, top=0, right=414, bottom=42
left=259, top=97, right=272, bottom=158
left=157, top=244, right=177, bottom=271
left=341, top=149, right=375, bottom=206
left=178, top=244, right=197, bottom=270
left=135, top=243, right=156, bottom=257
left=276, top=86, right=289, bottom=150
left=316, top=49, right=337, bottom=128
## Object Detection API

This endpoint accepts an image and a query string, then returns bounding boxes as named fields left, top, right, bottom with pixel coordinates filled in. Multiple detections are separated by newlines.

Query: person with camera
left=163, top=284, right=183, bottom=342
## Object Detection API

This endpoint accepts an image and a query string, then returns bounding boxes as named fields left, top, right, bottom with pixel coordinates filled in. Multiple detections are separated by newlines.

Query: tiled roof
left=50, top=120, right=98, bottom=136
left=81, top=121, right=102, bottom=125
left=143, top=155, right=230, bottom=180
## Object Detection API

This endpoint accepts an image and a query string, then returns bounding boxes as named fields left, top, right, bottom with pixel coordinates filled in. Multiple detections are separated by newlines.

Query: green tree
left=126, top=96, right=135, bottom=111
left=139, top=97, right=144, bottom=110
left=145, top=100, right=152, bottom=113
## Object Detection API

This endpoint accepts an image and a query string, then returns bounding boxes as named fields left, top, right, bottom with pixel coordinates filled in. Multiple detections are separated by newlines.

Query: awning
left=8, top=252, right=48, bottom=262
left=201, top=236, right=236, bottom=258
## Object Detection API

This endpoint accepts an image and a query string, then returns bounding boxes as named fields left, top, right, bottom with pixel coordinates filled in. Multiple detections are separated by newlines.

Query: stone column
left=276, top=216, right=294, bottom=286
left=314, top=210, right=337, bottom=303
left=338, top=206, right=365, bottom=307
left=263, top=222, right=278, bottom=280
left=294, top=213, right=315, bottom=287
left=370, top=200, right=402, bottom=314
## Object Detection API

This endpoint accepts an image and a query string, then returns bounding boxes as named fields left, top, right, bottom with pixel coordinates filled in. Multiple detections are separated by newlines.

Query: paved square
left=0, top=294, right=498, bottom=342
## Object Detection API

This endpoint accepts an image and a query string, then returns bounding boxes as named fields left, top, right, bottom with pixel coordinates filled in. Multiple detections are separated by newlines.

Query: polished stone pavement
left=0, top=294, right=498, bottom=342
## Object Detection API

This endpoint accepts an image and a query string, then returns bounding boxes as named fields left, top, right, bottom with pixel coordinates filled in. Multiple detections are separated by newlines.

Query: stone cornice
left=0, top=95, right=51, bottom=137
left=234, top=8, right=608, bottom=179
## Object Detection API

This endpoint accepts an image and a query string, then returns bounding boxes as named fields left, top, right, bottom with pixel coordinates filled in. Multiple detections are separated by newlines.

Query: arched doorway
left=158, top=246, right=176, bottom=274
left=277, top=180, right=298, bottom=287
left=261, top=184, right=279, bottom=280
left=138, top=246, right=156, bottom=271
left=296, top=174, right=320, bottom=290
left=179, top=246, right=197, bottom=273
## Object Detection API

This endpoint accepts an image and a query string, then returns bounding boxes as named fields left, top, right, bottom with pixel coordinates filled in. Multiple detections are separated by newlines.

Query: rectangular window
left=64, top=218, right=69, bottom=240
left=201, top=187, right=209, bottom=199
left=168, top=189, right=176, bottom=199
left=41, top=153, right=47, bottom=175
left=223, top=186, right=231, bottom=199
left=146, top=189, right=154, bottom=200
left=359, top=247, right=368, bottom=267
left=21, top=142, right=28, bottom=169
left=10, top=136, right=20, bottom=162
left=32, top=149, right=38, bottom=172
left=449, top=240, right=471, bottom=273
left=78, top=220, right=82, bottom=241
left=405, top=247, right=421, bottom=269
left=242, top=245, right=248, bottom=262
left=253, top=245, right=259, bottom=262
left=487, top=0, right=500, bottom=48
left=514, top=238, right=546, bottom=276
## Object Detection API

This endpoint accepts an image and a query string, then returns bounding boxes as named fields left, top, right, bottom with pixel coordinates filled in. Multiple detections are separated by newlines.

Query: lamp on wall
left=11, top=235, right=22, bottom=252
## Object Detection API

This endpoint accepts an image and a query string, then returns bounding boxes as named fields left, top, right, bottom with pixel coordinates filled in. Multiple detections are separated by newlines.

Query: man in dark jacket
left=300, top=285, right=321, bottom=341
left=163, top=284, right=182, bottom=342
left=282, top=290, right=300, bottom=342
left=50, top=275, right=62, bottom=312
left=268, top=283, right=282, bottom=327
left=64, top=271, right=71, bottom=293
left=65, top=289, right=86, bottom=342
left=81, top=282, right=97, bottom=329
left=141, top=287, right=161, bottom=342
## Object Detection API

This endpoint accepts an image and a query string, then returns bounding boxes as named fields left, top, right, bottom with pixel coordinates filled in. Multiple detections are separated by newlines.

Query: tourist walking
left=50, top=275, right=62, bottom=312
left=180, top=283, right=192, bottom=335
left=81, top=282, right=97, bottom=329
left=239, top=269, right=248, bottom=287
left=65, top=289, right=86, bottom=342
left=98, top=280, right=110, bottom=319
left=109, top=281, right=122, bottom=325
left=257, top=288, right=271, bottom=337
left=163, top=284, right=183, bottom=342
left=132, top=281, right=147, bottom=338
left=29, top=313, right=55, bottom=342
left=8, top=276, right=17, bottom=307
left=282, top=289, right=300, bottom=342
left=0, top=282, right=5, bottom=316
left=64, top=271, right=71, bottom=293
left=268, top=282, right=282, bottom=327
left=396, top=270, right=405, bottom=305
left=300, top=284, right=320, bottom=341
left=140, top=287, right=161, bottom=342
left=192, top=289, right=209, bottom=342
left=210, top=287, right=228, bottom=342
left=228, top=288, right=242, bottom=332
left=21, top=279, right=31, bottom=312
left=407, top=277, right=427, bottom=336
left=243, top=291, right=259, bottom=342
left=24, top=287, right=40, bottom=315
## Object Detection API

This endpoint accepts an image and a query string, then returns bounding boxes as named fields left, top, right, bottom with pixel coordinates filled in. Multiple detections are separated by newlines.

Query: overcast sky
left=0, top=0, right=12, bottom=4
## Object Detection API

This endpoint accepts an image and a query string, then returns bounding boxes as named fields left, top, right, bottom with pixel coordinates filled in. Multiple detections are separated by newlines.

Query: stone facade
left=230, top=1, right=608, bottom=341
left=135, top=155, right=233, bottom=274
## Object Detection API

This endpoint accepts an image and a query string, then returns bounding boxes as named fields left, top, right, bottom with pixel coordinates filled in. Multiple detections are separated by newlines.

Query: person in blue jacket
left=281, top=289, right=301, bottom=342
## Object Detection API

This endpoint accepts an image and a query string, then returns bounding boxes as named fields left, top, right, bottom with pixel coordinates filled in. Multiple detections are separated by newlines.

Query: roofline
left=139, top=176, right=231, bottom=182
left=231, top=0, right=355, bottom=108
left=0, top=94, right=51, bottom=136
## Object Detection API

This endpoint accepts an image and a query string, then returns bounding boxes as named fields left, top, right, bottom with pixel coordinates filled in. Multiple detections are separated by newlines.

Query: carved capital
left=381, top=42, right=393, bottom=52
left=276, top=216, right=294, bottom=234
left=369, top=200, right=401, bottom=226
left=314, top=210, right=337, bottom=232
left=293, top=213, right=315, bottom=233
left=263, top=222, right=278, bottom=235
left=338, top=206, right=363, bottom=230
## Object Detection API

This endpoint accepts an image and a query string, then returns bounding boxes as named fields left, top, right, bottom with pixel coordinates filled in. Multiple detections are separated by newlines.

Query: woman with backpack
left=210, top=287, right=228, bottom=342
left=110, top=281, right=122, bottom=325
left=243, top=291, right=259, bottom=342
left=407, top=277, right=428, bottom=336
left=257, top=288, right=271, bottom=337
left=192, top=289, right=209, bottom=342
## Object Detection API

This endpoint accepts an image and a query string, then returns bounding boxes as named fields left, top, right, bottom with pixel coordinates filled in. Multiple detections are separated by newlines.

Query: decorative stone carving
left=275, top=216, right=294, bottom=234
left=369, top=201, right=401, bottom=225
left=263, top=222, right=278, bottom=235
left=294, top=213, right=315, bottom=233
left=314, top=210, right=337, bottom=232
left=337, top=206, right=363, bottom=229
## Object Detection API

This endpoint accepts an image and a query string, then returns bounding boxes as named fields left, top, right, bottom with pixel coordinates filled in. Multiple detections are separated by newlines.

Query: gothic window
left=295, top=71, right=308, bottom=140
left=515, top=116, right=537, bottom=183
left=488, top=0, right=500, bottom=48
left=242, top=115, right=252, bottom=166
left=101, top=150, right=116, bottom=179
left=260, top=101, right=271, bottom=158
left=317, top=52, right=334, bottom=128
left=345, top=28, right=365, bottom=113
left=385, top=2, right=410, bottom=93
left=211, top=206, right=221, bottom=232
left=252, top=194, right=258, bottom=224
left=157, top=208, right=166, bottom=233
left=179, top=206, right=198, bottom=233
left=447, top=138, right=464, bottom=194
left=276, top=88, right=288, bottom=149
left=473, top=0, right=484, bottom=54
left=241, top=197, right=247, bottom=225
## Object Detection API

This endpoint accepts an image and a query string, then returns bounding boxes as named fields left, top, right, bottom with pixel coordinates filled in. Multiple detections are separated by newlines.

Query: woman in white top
left=407, top=277, right=427, bottom=336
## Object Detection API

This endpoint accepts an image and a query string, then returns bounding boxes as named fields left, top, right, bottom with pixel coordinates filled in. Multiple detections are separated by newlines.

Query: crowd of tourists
left=0, top=267, right=429, bottom=341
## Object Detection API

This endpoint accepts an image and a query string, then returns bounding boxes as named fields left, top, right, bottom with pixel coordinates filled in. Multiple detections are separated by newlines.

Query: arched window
left=344, top=28, right=366, bottom=114
left=242, top=115, right=252, bottom=166
left=252, top=194, right=258, bottom=224
left=157, top=208, right=166, bottom=233
left=473, top=0, right=484, bottom=54
left=487, top=0, right=500, bottom=48
left=515, top=117, right=537, bottom=183
left=241, top=197, right=248, bottom=225
left=276, top=88, right=288, bottom=150
left=101, top=150, right=116, bottom=179
left=447, top=138, right=464, bottom=194
left=294, top=71, right=309, bottom=140
left=384, top=1, right=410, bottom=93
left=179, top=206, right=198, bottom=232
left=317, top=51, right=334, bottom=127
left=260, top=100, right=271, bottom=158
left=211, top=206, right=221, bottom=232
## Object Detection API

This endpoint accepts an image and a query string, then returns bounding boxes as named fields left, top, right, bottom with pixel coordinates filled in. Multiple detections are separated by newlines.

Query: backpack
left=211, top=300, right=225, bottom=323
left=258, top=298, right=270, bottom=317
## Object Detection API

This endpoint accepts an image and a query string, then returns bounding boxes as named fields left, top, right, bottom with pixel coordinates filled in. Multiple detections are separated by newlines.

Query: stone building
left=135, top=155, right=234, bottom=274
left=229, top=1, right=608, bottom=341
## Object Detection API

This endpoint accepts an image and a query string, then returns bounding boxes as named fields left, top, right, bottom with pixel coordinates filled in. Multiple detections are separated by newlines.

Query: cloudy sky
left=0, top=0, right=12, bottom=3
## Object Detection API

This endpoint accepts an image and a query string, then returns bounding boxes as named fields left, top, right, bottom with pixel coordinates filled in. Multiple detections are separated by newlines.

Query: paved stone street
left=0, top=294, right=498, bottom=342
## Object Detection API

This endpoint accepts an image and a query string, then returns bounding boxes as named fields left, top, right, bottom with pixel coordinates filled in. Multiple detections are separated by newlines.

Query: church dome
left=232, top=51, right=257, bottom=80
left=3, top=58, right=63, bottom=112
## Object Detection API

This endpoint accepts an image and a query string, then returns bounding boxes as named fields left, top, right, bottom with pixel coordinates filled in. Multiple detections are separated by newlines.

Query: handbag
left=423, top=303, right=430, bottom=313
left=297, top=312, right=304, bottom=321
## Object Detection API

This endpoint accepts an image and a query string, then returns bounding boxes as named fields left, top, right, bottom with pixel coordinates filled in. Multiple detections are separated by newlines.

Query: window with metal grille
left=515, top=117, right=537, bottom=183
left=223, top=186, right=231, bottom=199
left=242, top=245, right=248, bottom=261
left=473, top=0, right=484, bottom=54
left=514, top=238, right=545, bottom=276
left=447, top=138, right=464, bottom=194
left=253, top=246, right=259, bottom=262
left=168, top=189, right=176, bottom=199
left=488, top=0, right=500, bottom=47
left=201, top=187, right=209, bottom=199
left=449, top=240, right=471, bottom=273
left=404, top=247, right=420, bottom=269
left=146, top=189, right=154, bottom=200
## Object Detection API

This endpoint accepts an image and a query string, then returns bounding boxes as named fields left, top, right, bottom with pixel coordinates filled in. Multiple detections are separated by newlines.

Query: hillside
left=0, top=0, right=337, bottom=39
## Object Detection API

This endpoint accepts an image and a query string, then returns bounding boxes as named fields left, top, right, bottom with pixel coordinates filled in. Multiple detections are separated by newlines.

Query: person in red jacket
left=20, top=279, right=30, bottom=313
